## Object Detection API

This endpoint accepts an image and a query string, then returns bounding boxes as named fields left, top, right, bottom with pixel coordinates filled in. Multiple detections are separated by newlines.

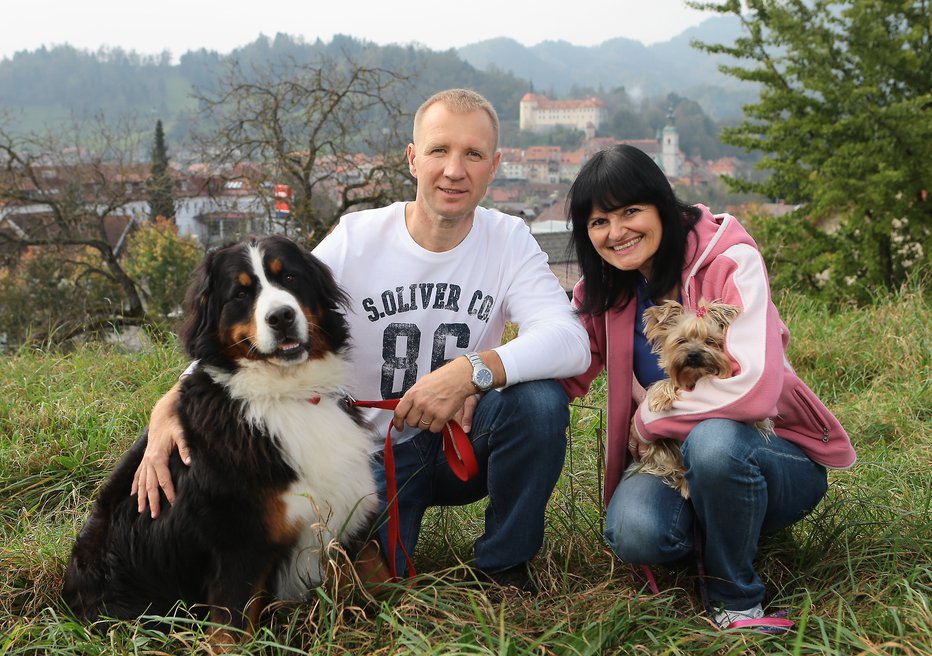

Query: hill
left=0, top=17, right=754, bottom=142
left=0, top=35, right=526, bottom=143
left=457, top=16, right=754, bottom=119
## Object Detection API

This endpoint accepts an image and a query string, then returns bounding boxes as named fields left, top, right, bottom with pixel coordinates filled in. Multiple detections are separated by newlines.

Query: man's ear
left=488, top=149, right=502, bottom=182
left=406, top=143, right=417, bottom=176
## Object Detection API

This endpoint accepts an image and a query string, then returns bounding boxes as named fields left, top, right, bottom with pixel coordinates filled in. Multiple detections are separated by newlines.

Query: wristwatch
left=466, top=352, right=494, bottom=392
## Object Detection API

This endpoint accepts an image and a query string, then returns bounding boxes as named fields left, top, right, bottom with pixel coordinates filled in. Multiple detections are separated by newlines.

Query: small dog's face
left=643, top=300, right=741, bottom=391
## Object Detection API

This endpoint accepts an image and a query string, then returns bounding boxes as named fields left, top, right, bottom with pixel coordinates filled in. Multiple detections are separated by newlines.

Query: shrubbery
left=0, top=246, right=123, bottom=349
left=0, top=219, right=202, bottom=350
left=743, top=206, right=929, bottom=306
left=122, top=217, right=203, bottom=323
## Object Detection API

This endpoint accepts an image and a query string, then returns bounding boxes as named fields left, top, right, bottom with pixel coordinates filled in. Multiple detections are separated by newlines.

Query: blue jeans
left=604, top=419, right=828, bottom=610
left=371, top=380, right=569, bottom=576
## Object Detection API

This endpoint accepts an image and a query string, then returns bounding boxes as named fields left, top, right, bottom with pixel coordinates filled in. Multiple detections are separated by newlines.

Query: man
left=134, top=89, right=590, bottom=591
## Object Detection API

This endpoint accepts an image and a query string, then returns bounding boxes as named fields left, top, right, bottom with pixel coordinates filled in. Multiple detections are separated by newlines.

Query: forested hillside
left=0, top=17, right=750, bottom=142
left=0, top=34, right=527, bottom=143
left=458, top=15, right=753, bottom=118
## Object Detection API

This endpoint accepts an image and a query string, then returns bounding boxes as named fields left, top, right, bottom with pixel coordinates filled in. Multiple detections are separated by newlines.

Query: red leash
left=639, top=564, right=661, bottom=595
left=351, top=398, right=479, bottom=580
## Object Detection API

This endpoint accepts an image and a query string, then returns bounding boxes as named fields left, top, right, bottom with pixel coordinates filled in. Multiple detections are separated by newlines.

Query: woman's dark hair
left=566, top=144, right=701, bottom=315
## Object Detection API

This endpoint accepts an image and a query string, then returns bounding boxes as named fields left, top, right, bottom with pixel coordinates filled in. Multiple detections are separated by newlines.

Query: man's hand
left=393, top=352, right=502, bottom=434
left=453, top=393, right=480, bottom=433
left=628, top=413, right=650, bottom=461
left=131, top=382, right=191, bottom=518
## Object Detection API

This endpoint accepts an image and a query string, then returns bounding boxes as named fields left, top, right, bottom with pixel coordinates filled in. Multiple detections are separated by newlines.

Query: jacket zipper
left=792, top=388, right=830, bottom=443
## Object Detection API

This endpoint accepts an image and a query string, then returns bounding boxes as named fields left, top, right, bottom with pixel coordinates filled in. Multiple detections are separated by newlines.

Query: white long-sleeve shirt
left=313, top=201, right=591, bottom=445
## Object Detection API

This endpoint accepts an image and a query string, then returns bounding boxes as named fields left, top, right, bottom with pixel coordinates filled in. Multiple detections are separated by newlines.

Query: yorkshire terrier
left=633, top=299, right=773, bottom=499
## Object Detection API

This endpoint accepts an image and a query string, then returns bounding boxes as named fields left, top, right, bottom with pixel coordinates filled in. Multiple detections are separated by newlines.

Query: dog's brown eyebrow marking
left=238, top=272, right=253, bottom=287
left=268, top=258, right=283, bottom=275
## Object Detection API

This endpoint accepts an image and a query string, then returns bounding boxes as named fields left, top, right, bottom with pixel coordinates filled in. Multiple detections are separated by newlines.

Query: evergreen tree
left=147, top=119, right=175, bottom=220
left=690, top=0, right=931, bottom=301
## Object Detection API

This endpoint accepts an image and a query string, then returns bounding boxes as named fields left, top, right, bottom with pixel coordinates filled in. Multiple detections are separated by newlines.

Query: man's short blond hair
left=413, top=88, right=500, bottom=150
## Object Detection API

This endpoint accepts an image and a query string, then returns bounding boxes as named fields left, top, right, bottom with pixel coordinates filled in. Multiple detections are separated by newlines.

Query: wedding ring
left=420, top=418, right=431, bottom=425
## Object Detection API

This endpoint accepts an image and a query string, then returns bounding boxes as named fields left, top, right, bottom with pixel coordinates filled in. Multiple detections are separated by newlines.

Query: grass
left=1, top=288, right=929, bottom=655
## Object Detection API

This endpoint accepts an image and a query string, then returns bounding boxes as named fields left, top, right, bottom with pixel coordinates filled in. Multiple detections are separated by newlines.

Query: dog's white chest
left=211, top=356, right=379, bottom=599
left=249, top=397, right=377, bottom=599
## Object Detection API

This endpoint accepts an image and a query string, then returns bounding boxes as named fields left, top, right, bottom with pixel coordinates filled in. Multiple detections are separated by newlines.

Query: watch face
left=475, top=368, right=494, bottom=389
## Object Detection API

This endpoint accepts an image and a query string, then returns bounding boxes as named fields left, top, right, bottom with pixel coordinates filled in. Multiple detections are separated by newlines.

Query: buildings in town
left=2, top=102, right=746, bottom=294
left=519, top=93, right=607, bottom=139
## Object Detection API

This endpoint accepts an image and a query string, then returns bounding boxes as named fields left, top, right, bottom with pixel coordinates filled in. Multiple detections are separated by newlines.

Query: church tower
left=661, top=106, right=679, bottom=177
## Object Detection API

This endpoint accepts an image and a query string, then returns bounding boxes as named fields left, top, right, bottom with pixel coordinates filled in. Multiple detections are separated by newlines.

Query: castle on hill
left=518, top=93, right=680, bottom=177
left=519, top=93, right=606, bottom=139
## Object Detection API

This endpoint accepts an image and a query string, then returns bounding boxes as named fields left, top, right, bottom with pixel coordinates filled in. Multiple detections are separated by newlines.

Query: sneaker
left=713, top=603, right=764, bottom=628
left=473, top=563, right=537, bottom=594
left=713, top=604, right=795, bottom=633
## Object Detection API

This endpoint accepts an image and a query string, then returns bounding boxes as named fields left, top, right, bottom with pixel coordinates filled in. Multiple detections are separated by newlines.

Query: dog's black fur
left=62, top=235, right=377, bottom=633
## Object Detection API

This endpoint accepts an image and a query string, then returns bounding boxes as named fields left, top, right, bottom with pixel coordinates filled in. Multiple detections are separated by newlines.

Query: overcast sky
left=1, top=0, right=712, bottom=61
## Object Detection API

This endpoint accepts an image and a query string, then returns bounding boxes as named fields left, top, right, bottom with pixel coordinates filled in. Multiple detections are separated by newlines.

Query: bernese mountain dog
left=62, top=235, right=379, bottom=637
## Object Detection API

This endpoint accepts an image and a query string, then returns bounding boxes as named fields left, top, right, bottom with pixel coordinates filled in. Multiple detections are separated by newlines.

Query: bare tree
left=0, top=115, right=151, bottom=342
left=190, top=51, right=415, bottom=244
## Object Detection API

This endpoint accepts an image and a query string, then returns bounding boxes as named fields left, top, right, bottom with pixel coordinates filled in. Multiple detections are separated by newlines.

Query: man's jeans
left=371, top=380, right=569, bottom=576
left=604, top=419, right=828, bottom=610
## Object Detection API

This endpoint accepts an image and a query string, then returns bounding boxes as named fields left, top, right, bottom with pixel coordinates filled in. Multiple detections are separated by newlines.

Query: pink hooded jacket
left=561, top=206, right=856, bottom=507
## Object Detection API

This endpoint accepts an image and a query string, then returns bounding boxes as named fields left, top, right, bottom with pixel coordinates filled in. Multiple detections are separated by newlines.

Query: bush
left=0, top=246, right=123, bottom=349
left=744, top=206, right=930, bottom=306
left=122, top=218, right=203, bottom=321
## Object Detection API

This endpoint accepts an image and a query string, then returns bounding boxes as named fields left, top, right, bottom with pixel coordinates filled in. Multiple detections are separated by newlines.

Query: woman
left=561, top=145, right=856, bottom=630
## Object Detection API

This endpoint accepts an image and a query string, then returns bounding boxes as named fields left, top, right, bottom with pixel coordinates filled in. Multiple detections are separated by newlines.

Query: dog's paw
left=647, top=397, right=667, bottom=412
left=647, top=382, right=677, bottom=412
left=754, top=418, right=775, bottom=439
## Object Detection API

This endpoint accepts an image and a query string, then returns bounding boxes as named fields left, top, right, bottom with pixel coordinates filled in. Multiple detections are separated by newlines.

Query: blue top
left=633, top=280, right=669, bottom=389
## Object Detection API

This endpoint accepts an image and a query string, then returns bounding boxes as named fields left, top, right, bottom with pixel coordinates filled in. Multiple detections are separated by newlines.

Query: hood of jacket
left=679, top=204, right=759, bottom=309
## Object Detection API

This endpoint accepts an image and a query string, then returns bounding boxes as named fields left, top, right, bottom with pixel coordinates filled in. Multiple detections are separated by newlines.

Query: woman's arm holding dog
left=131, top=382, right=191, bottom=518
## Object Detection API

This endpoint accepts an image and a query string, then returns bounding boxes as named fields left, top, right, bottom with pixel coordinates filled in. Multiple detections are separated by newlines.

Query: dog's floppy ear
left=643, top=300, right=685, bottom=347
left=296, top=244, right=352, bottom=352
left=703, top=301, right=742, bottom=329
left=179, top=249, right=219, bottom=359
left=301, top=247, right=349, bottom=312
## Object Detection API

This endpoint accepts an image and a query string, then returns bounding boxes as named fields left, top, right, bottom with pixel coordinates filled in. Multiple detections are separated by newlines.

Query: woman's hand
left=131, top=383, right=191, bottom=518
left=628, top=414, right=650, bottom=461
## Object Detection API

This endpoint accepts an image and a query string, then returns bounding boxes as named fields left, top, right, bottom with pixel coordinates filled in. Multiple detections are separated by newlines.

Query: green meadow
left=1, top=288, right=929, bottom=655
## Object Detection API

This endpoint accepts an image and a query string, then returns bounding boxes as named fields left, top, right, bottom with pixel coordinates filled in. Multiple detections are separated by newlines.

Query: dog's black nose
left=686, top=351, right=704, bottom=367
left=266, top=306, right=296, bottom=331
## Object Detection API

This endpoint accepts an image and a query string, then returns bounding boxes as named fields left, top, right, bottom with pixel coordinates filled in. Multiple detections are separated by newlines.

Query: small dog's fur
left=635, top=299, right=772, bottom=499
left=62, top=235, right=379, bottom=640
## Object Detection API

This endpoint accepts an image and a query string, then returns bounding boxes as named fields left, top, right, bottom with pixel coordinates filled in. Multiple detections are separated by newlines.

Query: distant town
left=0, top=91, right=794, bottom=293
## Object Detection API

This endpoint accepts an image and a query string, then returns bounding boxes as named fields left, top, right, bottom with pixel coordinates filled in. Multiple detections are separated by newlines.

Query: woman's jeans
left=371, top=380, right=569, bottom=576
left=604, top=419, right=828, bottom=610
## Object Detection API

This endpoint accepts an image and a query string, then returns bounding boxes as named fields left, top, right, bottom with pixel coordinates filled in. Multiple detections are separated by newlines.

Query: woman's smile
left=588, top=204, right=663, bottom=278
